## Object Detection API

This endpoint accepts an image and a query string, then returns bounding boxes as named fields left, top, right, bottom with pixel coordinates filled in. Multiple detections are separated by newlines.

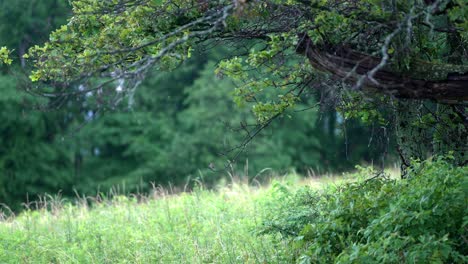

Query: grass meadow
left=0, top=173, right=349, bottom=264
left=1, top=162, right=464, bottom=264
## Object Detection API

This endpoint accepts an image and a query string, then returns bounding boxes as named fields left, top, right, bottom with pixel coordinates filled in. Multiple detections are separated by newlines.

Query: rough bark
left=296, top=35, right=468, bottom=104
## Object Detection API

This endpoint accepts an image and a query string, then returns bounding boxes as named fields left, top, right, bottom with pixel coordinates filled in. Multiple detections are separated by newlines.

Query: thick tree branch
left=296, top=35, right=468, bottom=104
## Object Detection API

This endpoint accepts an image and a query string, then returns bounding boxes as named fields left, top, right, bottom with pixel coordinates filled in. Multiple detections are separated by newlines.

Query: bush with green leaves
left=260, top=158, right=467, bottom=263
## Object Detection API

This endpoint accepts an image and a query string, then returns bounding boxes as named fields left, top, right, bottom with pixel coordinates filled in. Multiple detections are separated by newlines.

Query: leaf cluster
left=260, top=158, right=467, bottom=263
left=0, top=47, right=12, bottom=65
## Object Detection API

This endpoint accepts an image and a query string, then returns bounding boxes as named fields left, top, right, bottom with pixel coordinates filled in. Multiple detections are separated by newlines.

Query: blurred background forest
left=0, top=0, right=395, bottom=210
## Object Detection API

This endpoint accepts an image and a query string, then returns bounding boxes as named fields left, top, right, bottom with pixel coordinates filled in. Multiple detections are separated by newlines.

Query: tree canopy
left=3, top=0, right=468, bottom=172
left=1, top=0, right=390, bottom=209
left=23, top=0, right=467, bottom=102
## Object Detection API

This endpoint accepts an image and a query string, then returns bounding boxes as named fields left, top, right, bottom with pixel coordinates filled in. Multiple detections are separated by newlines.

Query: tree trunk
left=395, top=100, right=430, bottom=177
left=432, top=104, right=468, bottom=166
left=395, top=100, right=467, bottom=177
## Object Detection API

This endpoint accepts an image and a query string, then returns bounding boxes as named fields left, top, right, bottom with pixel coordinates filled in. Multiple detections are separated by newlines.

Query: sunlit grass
left=0, top=167, right=400, bottom=263
left=0, top=176, right=299, bottom=263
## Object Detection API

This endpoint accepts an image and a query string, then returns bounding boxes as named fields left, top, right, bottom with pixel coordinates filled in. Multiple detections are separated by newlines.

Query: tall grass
left=0, top=174, right=327, bottom=264
left=0, top=167, right=406, bottom=264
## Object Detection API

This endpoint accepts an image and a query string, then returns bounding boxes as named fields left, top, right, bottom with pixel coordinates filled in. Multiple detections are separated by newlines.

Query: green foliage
left=447, top=0, right=468, bottom=44
left=21, top=1, right=466, bottom=174
left=0, top=75, right=75, bottom=210
left=19, top=0, right=467, bottom=137
left=215, top=34, right=314, bottom=123
left=0, top=182, right=293, bottom=263
left=71, top=51, right=378, bottom=190
left=260, top=159, right=467, bottom=263
left=2, top=162, right=464, bottom=263
left=0, top=0, right=69, bottom=60
left=26, top=0, right=200, bottom=83
left=2, top=35, right=384, bottom=210
left=0, top=0, right=77, bottom=210
left=0, top=47, right=12, bottom=65
left=338, top=92, right=389, bottom=125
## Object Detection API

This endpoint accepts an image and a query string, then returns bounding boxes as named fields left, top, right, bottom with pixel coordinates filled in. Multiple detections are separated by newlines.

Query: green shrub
left=260, top=158, right=467, bottom=263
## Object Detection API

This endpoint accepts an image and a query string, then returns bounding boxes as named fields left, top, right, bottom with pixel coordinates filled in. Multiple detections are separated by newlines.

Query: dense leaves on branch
left=24, top=0, right=467, bottom=108
left=20, top=0, right=466, bottom=170
left=1, top=0, right=389, bottom=209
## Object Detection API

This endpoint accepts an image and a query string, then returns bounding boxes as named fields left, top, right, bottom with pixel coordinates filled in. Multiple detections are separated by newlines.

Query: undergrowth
left=260, top=158, right=467, bottom=263
left=0, top=159, right=466, bottom=263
